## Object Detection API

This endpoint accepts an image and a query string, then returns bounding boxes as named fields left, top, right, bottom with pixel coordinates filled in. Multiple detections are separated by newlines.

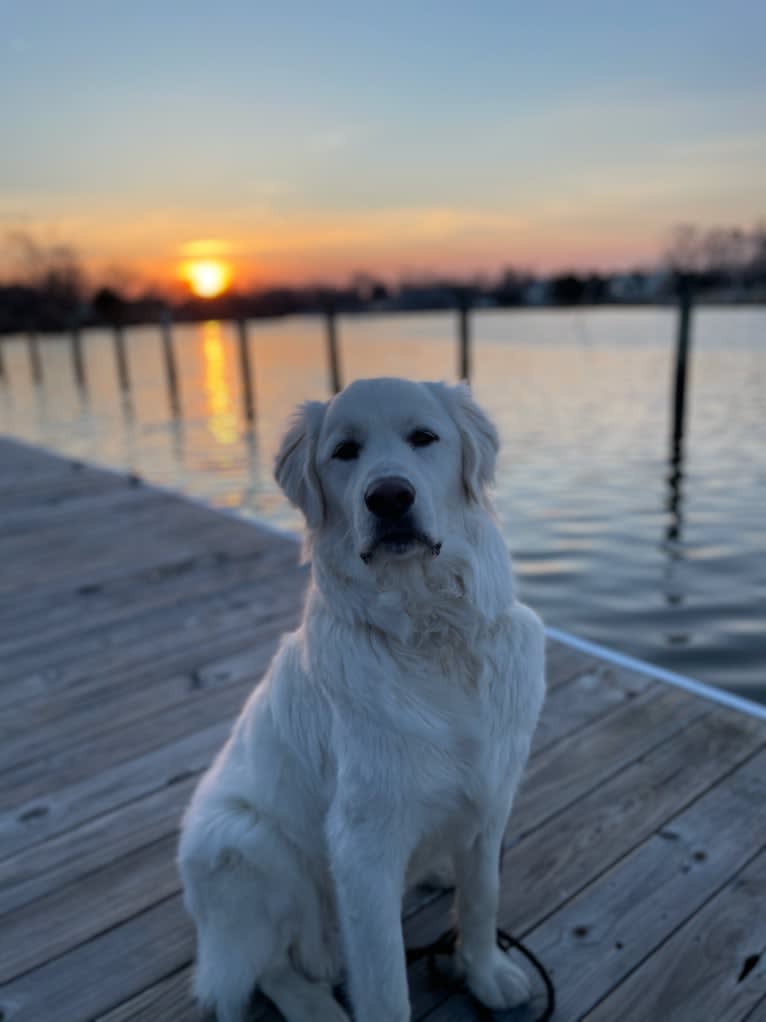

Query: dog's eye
left=409, top=429, right=439, bottom=448
left=332, top=440, right=360, bottom=461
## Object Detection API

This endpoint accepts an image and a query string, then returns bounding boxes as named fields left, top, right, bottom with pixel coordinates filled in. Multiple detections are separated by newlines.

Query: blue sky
left=2, top=0, right=764, bottom=286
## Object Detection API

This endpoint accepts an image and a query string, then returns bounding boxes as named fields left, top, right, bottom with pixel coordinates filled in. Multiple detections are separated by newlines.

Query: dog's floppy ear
left=427, top=382, right=499, bottom=504
left=274, top=400, right=327, bottom=528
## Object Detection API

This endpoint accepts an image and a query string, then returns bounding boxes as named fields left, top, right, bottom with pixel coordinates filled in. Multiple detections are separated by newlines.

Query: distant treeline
left=1, top=223, right=765, bottom=334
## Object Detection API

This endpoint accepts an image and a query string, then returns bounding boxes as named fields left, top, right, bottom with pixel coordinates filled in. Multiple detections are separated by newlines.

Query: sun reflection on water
left=201, top=321, right=238, bottom=446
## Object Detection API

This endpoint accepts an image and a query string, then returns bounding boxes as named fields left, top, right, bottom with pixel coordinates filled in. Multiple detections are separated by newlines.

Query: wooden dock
left=0, top=437, right=764, bottom=1022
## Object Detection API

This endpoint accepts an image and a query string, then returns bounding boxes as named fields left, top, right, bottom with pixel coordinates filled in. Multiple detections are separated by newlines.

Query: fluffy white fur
left=178, top=378, right=546, bottom=1022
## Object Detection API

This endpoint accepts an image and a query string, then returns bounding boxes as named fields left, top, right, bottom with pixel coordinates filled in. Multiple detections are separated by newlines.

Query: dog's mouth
left=360, top=524, right=442, bottom=565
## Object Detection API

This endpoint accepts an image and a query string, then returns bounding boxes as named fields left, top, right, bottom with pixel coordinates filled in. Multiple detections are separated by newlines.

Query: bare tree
left=665, top=223, right=765, bottom=282
left=5, top=232, right=85, bottom=300
left=3, top=231, right=86, bottom=328
left=664, top=224, right=707, bottom=274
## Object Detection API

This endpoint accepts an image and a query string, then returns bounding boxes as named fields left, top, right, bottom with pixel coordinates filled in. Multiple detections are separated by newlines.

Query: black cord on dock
left=405, top=926, right=555, bottom=1022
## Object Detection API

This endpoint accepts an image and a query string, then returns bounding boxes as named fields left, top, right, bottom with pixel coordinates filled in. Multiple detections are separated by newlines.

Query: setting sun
left=181, top=259, right=233, bottom=298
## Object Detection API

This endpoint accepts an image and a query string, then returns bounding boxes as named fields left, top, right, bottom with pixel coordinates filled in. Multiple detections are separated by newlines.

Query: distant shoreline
left=2, top=295, right=765, bottom=338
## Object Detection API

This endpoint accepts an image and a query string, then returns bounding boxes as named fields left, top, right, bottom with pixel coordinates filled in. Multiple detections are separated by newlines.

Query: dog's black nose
left=365, top=477, right=415, bottom=521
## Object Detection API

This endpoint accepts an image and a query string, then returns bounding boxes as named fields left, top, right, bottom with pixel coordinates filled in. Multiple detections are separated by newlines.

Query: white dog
left=178, top=378, right=545, bottom=1022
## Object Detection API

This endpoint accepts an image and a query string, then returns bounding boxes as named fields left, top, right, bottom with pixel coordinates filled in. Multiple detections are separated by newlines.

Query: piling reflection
left=70, top=325, right=88, bottom=397
left=120, top=389, right=134, bottom=424
left=663, top=444, right=686, bottom=607
left=160, top=311, right=181, bottom=419
left=27, top=332, right=43, bottom=384
left=170, top=416, right=185, bottom=466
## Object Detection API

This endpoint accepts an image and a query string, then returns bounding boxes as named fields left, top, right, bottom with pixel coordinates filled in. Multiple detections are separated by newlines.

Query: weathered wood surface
left=0, top=436, right=764, bottom=1022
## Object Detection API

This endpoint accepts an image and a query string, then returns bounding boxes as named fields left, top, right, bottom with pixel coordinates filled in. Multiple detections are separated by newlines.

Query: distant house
left=607, top=271, right=671, bottom=303
left=523, top=280, right=550, bottom=306
left=389, top=285, right=456, bottom=311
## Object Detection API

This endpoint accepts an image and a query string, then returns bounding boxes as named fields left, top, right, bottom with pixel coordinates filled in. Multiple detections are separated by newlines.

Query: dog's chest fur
left=322, top=604, right=520, bottom=845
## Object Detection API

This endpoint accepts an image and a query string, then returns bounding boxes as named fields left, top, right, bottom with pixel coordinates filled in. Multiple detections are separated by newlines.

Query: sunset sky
left=2, top=0, right=765, bottom=292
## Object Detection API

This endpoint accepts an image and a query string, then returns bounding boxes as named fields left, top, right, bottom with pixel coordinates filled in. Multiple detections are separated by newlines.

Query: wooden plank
left=499, top=711, right=766, bottom=931
left=0, top=614, right=297, bottom=780
left=0, top=489, right=274, bottom=584
left=0, top=567, right=304, bottom=718
left=506, top=684, right=706, bottom=842
left=0, top=614, right=289, bottom=797
left=0, top=484, right=154, bottom=534
left=2, top=587, right=295, bottom=757
left=0, top=472, right=131, bottom=512
left=4, top=828, right=500, bottom=1022
left=0, top=833, right=181, bottom=983
left=0, top=895, right=194, bottom=1022
left=0, top=497, right=255, bottom=584
left=93, top=967, right=198, bottom=1022
left=1, top=647, right=280, bottom=811
left=544, top=638, right=601, bottom=687
left=0, top=720, right=231, bottom=859
left=0, top=481, right=148, bottom=541
left=8, top=792, right=465, bottom=993
left=511, top=745, right=766, bottom=1022
left=0, top=547, right=296, bottom=682
left=583, top=846, right=766, bottom=1022
left=0, top=541, right=300, bottom=691
left=0, top=775, right=197, bottom=917
left=404, top=706, right=766, bottom=961
left=744, top=998, right=766, bottom=1022
left=415, top=744, right=766, bottom=1021
left=0, top=520, right=289, bottom=636
left=93, top=967, right=203, bottom=1022
left=1, top=890, right=282, bottom=1022
left=1, top=551, right=296, bottom=684
left=0, top=541, right=287, bottom=660
left=0, top=452, right=117, bottom=492
left=532, top=659, right=651, bottom=755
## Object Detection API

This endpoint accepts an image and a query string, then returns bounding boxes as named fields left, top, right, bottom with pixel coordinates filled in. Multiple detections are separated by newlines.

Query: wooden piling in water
left=325, top=308, right=342, bottom=395
left=113, top=323, right=130, bottom=394
left=70, top=322, right=86, bottom=391
left=160, top=310, right=181, bottom=418
left=27, top=330, right=43, bottom=384
left=671, top=277, right=693, bottom=457
left=457, top=299, right=471, bottom=382
left=236, top=319, right=256, bottom=423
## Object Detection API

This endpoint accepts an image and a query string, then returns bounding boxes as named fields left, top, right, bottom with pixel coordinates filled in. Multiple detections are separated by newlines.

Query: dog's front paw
left=458, top=945, right=532, bottom=1011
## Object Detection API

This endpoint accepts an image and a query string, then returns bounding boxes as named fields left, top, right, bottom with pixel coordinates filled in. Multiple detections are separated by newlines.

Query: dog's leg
left=194, top=928, right=263, bottom=1022
left=192, top=895, right=274, bottom=1022
left=453, top=819, right=531, bottom=1011
left=182, top=844, right=291, bottom=1022
left=328, top=813, right=410, bottom=1022
left=260, top=963, right=349, bottom=1022
left=451, top=599, right=545, bottom=1009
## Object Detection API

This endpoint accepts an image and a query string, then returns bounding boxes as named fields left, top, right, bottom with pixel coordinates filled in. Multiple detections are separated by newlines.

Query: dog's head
left=275, top=377, right=499, bottom=568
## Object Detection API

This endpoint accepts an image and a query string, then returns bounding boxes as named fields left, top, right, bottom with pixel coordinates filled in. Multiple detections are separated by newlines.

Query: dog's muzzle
left=360, top=476, right=441, bottom=564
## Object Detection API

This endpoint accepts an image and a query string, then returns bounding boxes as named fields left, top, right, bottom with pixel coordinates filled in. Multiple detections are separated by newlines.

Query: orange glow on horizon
left=180, top=258, right=233, bottom=298
left=38, top=209, right=675, bottom=293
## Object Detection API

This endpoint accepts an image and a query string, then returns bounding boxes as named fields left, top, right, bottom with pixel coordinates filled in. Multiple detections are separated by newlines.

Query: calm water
left=1, top=307, right=764, bottom=702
